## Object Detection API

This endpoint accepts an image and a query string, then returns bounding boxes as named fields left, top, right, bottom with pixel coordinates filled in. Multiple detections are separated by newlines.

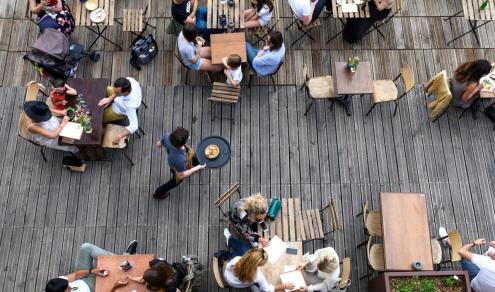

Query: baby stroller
left=23, top=28, right=100, bottom=81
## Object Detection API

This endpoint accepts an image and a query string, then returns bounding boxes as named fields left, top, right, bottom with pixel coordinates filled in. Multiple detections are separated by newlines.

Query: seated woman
left=450, top=59, right=492, bottom=109
left=244, top=0, right=274, bottom=29
left=229, top=193, right=270, bottom=249
left=298, top=247, right=340, bottom=292
left=29, top=0, right=75, bottom=35
left=246, top=31, right=285, bottom=77
left=178, top=23, right=223, bottom=73
left=22, top=100, right=78, bottom=154
left=125, top=259, right=186, bottom=292
left=343, top=0, right=394, bottom=44
left=224, top=249, right=296, bottom=291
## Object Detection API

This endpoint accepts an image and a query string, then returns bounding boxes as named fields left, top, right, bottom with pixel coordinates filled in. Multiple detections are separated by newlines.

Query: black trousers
left=153, top=156, right=200, bottom=196
left=343, top=1, right=391, bottom=44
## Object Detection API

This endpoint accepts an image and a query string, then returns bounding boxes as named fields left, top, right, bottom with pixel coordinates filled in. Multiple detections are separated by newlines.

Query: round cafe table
left=196, top=136, right=231, bottom=169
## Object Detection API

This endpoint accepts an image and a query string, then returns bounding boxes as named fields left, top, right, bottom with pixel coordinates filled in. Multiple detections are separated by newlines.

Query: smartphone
left=286, top=247, right=298, bottom=255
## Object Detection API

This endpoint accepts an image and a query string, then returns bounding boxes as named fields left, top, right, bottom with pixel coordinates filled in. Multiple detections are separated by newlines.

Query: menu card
left=280, top=269, right=307, bottom=292
left=263, top=236, right=287, bottom=264
left=59, top=122, right=83, bottom=140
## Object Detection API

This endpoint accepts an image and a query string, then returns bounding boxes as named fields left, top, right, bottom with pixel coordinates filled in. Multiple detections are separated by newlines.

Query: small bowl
left=90, top=8, right=107, bottom=23
left=205, top=144, right=220, bottom=160
left=85, top=0, right=98, bottom=11
left=354, top=0, right=364, bottom=5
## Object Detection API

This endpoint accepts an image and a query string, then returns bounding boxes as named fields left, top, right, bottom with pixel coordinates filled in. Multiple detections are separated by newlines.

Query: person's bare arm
left=302, top=15, right=311, bottom=26
left=65, top=84, right=77, bottom=96
left=461, top=83, right=483, bottom=103
left=51, top=0, right=63, bottom=12
left=458, top=238, right=485, bottom=261
left=98, top=93, right=116, bottom=107
left=374, top=0, right=394, bottom=11
left=29, top=0, right=44, bottom=13
left=29, top=116, right=69, bottom=139
left=190, top=0, right=199, bottom=17
left=175, top=164, right=207, bottom=180
left=65, top=270, right=91, bottom=282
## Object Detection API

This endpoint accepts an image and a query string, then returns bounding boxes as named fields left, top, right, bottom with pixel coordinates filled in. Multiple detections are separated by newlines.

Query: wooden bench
left=208, top=82, right=241, bottom=121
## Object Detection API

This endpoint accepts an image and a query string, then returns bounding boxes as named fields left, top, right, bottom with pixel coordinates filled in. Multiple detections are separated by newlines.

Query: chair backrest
left=431, top=239, right=443, bottom=265
left=25, top=81, right=45, bottom=102
left=214, top=183, right=240, bottom=208
left=366, top=235, right=373, bottom=258
left=303, top=64, right=310, bottom=84
left=448, top=230, right=462, bottom=262
left=400, top=64, right=415, bottom=92
left=212, top=256, right=226, bottom=288
left=269, top=58, right=284, bottom=77
left=362, top=201, right=369, bottom=226
left=175, top=42, right=188, bottom=69
left=18, top=112, right=31, bottom=140
left=209, top=82, right=241, bottom=104
left=325, top=198, right=340, bottom=232
left=338, top=257, right=351, bottom=290
left=102, top=124, right=129, bottom=149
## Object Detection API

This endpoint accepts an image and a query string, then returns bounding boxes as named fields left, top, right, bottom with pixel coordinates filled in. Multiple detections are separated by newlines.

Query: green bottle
left=266, top=197, right=281, bottom=220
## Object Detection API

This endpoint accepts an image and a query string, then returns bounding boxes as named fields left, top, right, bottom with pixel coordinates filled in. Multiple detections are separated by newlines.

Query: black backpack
left=130, top=33, right=158, bottom=70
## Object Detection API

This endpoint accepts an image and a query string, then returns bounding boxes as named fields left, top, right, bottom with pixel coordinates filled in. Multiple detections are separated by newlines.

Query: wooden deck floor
left=1, top=0, right=495, bottom=291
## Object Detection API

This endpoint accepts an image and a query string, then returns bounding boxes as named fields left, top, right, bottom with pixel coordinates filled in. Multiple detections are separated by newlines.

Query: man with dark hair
left=245, top=31, right=285, bottom=77
left=45, top=241, right=137, bottom=292
left=153, top=127, right=206, bottom=199
left=98, top=77, right=142, bottom=145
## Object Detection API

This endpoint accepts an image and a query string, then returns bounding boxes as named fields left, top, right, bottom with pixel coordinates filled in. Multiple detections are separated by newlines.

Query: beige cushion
left=102, top=124, right=128, bottom=149
left=307, top=76, right=334, bottom=99
left=431, top=239, right=442, bottom=264
left=369, top=243, right=385, bottom=271
left=372, top=80, right=398, bottom=103
left=365, top=211, right=382, bottom=236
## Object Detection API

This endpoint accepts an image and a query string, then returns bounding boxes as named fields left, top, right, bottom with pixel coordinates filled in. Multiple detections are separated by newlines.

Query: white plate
left=337, top=0, right=346, bottom=5
left=354, top=0, right=364, bottom=5
left=90, top=8, right=106, bottom=23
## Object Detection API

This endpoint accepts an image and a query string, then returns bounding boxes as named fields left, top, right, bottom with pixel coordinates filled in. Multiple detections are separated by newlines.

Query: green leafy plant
left=443, top=275, right=460, bottom=286
left=480, top=0, right=490, bottom=11
left=78, top=113, right=92, bottom=133
left=421, top=279, right=436, bottom=292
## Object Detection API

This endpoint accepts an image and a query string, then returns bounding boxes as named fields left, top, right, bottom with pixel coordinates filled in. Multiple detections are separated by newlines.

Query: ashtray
left=90, top=8, right=107, bottom=23
left=205, top=144, right=220, bottom=159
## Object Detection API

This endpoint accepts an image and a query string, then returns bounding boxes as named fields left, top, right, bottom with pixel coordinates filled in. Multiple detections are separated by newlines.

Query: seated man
left=45, top=241, right=137, bottom=292
left=98, top=77, right=142, bottom=145
left=439, top=227, right=495, bottom=291
left=288, top=0, right=331, bottom=26
left=172, top=0, right=207, bottom=28
left=246, top=31, right=285, bottom=77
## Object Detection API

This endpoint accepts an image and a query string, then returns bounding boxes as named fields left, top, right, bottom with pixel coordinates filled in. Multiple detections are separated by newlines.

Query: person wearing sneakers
left=153, top=127, right=206, bottom=199
left=45, top=240, right=138, bottom=292
left=439, top=227, right=495, bottom=292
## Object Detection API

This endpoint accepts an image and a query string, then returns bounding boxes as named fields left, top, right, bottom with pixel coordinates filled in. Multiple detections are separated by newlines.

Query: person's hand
left=113, top=277, right=128, bottom=288
left=295, top=263, right=305, bottom=270
left=259, top=237, right=269, bottom=247
left=197, top=164, right=207, bottom=170
left=112, top=135, right=123, bottom=146
left=474, top=239, right=486, bottom=245
left=262, top=45, right=270, bottom=51
left=489, top=241, right=495, bottom=248
left=284, top=283, right=295, bottom=290
left=298, top=287, right=308, bottom=292
left=98, top=97, right=112, bottom=107
left=93, top=268, right=109, bottom=277
left=224, top=68, right=231, bottom=76
left=61, top=115, right=70, bottom=127
left=185, top=15, right=196, bottom=23
left=155, top=140, right=163, bottom=148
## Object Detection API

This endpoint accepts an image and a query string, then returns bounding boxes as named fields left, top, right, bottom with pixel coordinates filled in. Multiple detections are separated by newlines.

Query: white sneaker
left=224, top=228, right=232, bottom=246
left=438, top=227, right=449, bottom=247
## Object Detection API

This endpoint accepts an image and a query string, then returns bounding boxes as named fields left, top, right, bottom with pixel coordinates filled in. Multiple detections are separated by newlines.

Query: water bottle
left=266, top=197, right=281, bottom=220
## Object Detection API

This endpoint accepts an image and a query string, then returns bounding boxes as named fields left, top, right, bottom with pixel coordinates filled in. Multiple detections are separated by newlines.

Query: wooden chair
left=285, top=15, right=321, bottom=47
left=338, top=257, right=352, bottom=290
left=439, top=230, right=463, bottom=267
left=361, top=0, right=402, bottom=40
left=249, top=0, right=280, bottom=45
left=208, top=82, right=241, bottom=122
left=425, top=70, right=452, bottom=122
left=301, top=63, right=336, bottom=116
left=431, top=238, right=443, bottom=268
left=175, top=43, right=211, bottom=85
left=101, top=124, right=135, bottom=166
left=25, top=81, right=48, bottom=101
left=356, top=202, right=382, bottom=247
left=360, top=236, right=384, bottom=280
left=247, top=58, right=284, bottom=92
left=214, top=182, right=241, bottom=217
left=212, top=255, right=228, bottom=288
left=117, top=1, right=155, bottom=35
left=299, top=198, right=341, bottom=244
left=366, top=64, right=415, bottom=117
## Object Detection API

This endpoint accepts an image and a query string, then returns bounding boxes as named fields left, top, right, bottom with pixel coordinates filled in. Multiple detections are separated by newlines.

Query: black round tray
left=196, top=136, right=231, bottom=169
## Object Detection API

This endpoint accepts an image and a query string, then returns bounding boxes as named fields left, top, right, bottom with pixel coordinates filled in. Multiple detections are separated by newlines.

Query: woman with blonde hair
left=224, top=249, right=296, bottom=291
left=228, top=193, right=270, bottom=248
left=297, top=247, right=341, bottom=292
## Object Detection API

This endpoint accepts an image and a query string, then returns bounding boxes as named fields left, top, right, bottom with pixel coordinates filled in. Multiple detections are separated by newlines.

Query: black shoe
left=153, top=191, right=170, bottom=199
left=340, top=96, right=353, bottom=116
left=123, top=240, right=138, bottom=255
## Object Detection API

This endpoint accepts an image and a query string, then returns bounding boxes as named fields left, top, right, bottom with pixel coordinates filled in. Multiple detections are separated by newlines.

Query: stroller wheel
left=90, top=52, right=101, bottom=62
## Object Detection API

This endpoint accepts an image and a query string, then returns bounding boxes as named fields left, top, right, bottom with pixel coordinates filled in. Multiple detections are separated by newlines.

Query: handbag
left=130, top=33, right=158, bottom=70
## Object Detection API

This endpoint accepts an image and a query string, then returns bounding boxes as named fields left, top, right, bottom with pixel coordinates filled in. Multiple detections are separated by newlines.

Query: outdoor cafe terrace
left=0, top=0, right=495, bottom=291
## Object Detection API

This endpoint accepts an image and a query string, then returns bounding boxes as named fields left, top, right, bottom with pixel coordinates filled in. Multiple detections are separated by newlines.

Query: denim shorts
left=187, top=57, right=202, bottom=71
left=259, top=17, right=270, bottom=27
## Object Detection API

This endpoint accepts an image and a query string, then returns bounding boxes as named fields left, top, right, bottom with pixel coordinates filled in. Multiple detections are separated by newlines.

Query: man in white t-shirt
left=45, top=241, right=137, bottom=292
left=439, top=228, right=495, bottom=292
left=288, top=0, right=331, bottom=26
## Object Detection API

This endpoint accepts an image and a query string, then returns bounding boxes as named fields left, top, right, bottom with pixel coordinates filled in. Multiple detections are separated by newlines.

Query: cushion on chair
left=365, top=211, right=382, bottom=236
left=372, top=80, right=398, bottom=103
left=369, top=243, right=385, bottom=271
left=431, top=239, right=442, bottom=265
left=102, top=124, right=128, bottom=149
left=307, top=76, right=334, bottom=99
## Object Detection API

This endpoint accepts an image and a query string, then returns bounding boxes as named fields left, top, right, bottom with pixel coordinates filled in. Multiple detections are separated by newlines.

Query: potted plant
left=368, top=271, right=471, bottom=292
left=347, top=56, right=360, bottom=72
left=78, top=113, right=92, bottom=134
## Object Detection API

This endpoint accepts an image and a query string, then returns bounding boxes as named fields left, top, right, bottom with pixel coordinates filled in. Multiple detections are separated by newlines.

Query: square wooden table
left=331, top=0, right=370, bottom=19
left=72, top=0, right=115, bottom=26
left=207, top=0, right=245, bottom=28
left=210, top=32, right=247, bottom=65
left=95, top=254, right=155, bottom=292
left=260, top=241, right=303, bottom=285
left=380, top=192, right=433, bottom=271
left=335, top=61, right=373, bottom=95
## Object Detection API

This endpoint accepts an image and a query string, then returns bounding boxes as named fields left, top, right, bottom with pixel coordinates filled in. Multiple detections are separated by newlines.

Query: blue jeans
left=461, top=259, right=480, bottom=281
left=312, top=0, right=330, bottom=21
left=75, top=243, right=113, bottom=290
left=228, top=237, right=250, bottom=258
left=246, top=43, right=260, bottom=72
